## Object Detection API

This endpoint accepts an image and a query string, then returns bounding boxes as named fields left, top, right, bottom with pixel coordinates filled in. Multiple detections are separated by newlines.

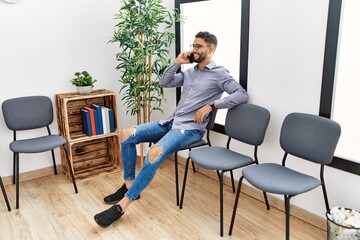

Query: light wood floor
left=0, top=159, right=326, bottom=240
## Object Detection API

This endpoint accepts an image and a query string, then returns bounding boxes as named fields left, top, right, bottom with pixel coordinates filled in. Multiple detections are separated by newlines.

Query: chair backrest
left=225, top=103, right=270, bottom=146
left=280, top=112, right=341, bottom=165
left=2, top=96, right=54, bottom=131
left=206, top=108, right=217, bottom=130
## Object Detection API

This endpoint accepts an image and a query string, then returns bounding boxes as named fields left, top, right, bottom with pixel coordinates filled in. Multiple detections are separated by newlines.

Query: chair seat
left=243, top=163, right=321, bottom=196
left=189, top=146, right=254, bottom=170
left=180, top=140, right=206, bottom=150
left=9, top=135, right=66, bottom=153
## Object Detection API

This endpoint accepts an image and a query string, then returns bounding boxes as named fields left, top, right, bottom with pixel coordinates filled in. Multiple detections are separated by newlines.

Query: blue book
left=108, top=108, right=115, bottom=132
left=83, top=107, right=96, bottom=136
left=91, top=104, right=104, bottom=135
left=80, top=108, right=92, bottom=136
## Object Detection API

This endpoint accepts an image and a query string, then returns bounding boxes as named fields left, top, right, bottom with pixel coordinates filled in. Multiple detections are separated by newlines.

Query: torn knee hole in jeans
left=149, top=145, right=163, bottom=164
left=121, top=128, right=136, bottom=143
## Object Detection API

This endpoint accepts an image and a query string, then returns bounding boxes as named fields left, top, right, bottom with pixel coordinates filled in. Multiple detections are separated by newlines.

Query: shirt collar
left=194, top=61, right=216, bottom=70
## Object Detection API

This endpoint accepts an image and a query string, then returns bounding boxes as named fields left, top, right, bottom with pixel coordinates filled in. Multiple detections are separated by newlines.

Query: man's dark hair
left=195, top=31, right=217, bottom=49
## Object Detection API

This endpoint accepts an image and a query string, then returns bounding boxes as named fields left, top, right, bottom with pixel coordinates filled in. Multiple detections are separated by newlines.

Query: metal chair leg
left=62, top=145, right=78, bottom=194
left=230, top=170, right=235, bottom=193
left=51, top=149, right=58, bottom=175
left=322, top=182, right=330, bottom=212
left=179, top=157, right=191, bottom=209
left=219, top=171, right=225, bottom=237
left=188, top=149, right=197, bottom=173
left=12, top=153, right=15, bottom=185
left=229, top=176, right=244, bottom=235
left=263, top=191, right=270, bottom=210
left=15, top=153, right=19, bottom=209
left=174, top=152, right=179, bottom=206
left=285, top=195, right=292, bottom=240
left=191, top=160, right=196, bottom=173
left=320, top=165, right=330, bottom=211
left=0, top=176, right=11, bottom=211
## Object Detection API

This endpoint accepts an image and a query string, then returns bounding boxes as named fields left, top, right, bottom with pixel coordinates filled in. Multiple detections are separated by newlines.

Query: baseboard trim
left=2, top=165, right=63, bottom=186
left=169, top=153, right=327, bottom=231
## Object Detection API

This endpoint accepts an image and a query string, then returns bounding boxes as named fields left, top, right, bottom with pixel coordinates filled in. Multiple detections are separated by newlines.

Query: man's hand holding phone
left=175, top=51, right=195, bottom=65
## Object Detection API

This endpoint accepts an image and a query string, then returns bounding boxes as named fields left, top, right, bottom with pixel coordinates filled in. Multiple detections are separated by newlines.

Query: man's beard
left=194, top=53, right=207, bottom=63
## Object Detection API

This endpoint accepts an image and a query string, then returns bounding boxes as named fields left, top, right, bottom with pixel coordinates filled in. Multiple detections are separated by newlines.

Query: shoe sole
left=104, top=195, right=141, bottom=205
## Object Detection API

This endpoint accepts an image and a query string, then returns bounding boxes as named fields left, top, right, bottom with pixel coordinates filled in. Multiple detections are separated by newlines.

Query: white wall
left=245, top=0, right=360, bottom=218
left=177, top=0, right=360, bottom=218
left=0, top=0, right=119, bottom=176
left=0, top=0, right=176, bottom=176
left=0, top=0, right=134, bottom=175
left=0, top=0, right=358, bottom=220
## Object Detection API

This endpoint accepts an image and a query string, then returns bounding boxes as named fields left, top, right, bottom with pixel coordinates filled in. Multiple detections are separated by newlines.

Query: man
left=94, top=31, right=249, bottom=227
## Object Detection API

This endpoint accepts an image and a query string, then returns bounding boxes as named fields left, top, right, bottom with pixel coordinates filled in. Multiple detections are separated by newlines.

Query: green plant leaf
left=112, top=0, right=181, bottom=119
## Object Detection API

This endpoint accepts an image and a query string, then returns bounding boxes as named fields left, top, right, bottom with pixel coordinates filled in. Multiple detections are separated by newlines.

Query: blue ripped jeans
left=121, top=121, right=204, bottom=201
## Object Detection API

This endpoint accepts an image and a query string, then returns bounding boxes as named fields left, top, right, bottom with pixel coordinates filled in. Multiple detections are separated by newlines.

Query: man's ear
left=209, top=45, right=216, bottom=54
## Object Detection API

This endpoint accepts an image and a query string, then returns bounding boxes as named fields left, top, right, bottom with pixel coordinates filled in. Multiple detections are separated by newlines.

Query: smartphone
left=188, top=53, right=195, bottom=63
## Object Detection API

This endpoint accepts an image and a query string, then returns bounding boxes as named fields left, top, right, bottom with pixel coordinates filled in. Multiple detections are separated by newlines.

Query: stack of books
left=80, top=104, right=115, bottom=136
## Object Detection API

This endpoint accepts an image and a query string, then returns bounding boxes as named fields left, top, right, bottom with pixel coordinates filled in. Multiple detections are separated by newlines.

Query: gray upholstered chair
left=2, top=96, right=78, bottom=209
left=0, top=175, right=11, bottom=211
left=180, top=103, right=271, bottom=237
left=229, top=112, right=341, bottom=240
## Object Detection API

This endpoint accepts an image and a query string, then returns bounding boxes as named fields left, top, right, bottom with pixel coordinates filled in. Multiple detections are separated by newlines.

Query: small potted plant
left=70, top=71, right=97, bottom=94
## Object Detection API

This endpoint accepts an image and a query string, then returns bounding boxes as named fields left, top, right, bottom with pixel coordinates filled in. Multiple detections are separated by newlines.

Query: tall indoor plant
left=110, top=0, right=181, bottom=160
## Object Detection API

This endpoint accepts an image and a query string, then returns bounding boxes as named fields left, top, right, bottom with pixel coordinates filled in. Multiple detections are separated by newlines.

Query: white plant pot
left=76, top=86, right=93, bottom=94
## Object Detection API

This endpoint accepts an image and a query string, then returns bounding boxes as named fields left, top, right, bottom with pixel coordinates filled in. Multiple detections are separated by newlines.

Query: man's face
left=191, top=38, right=212, bottom=63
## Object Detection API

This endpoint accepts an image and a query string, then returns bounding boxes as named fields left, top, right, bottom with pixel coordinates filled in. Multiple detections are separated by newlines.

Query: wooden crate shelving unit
left=55, top=89, right=121, bottom=180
